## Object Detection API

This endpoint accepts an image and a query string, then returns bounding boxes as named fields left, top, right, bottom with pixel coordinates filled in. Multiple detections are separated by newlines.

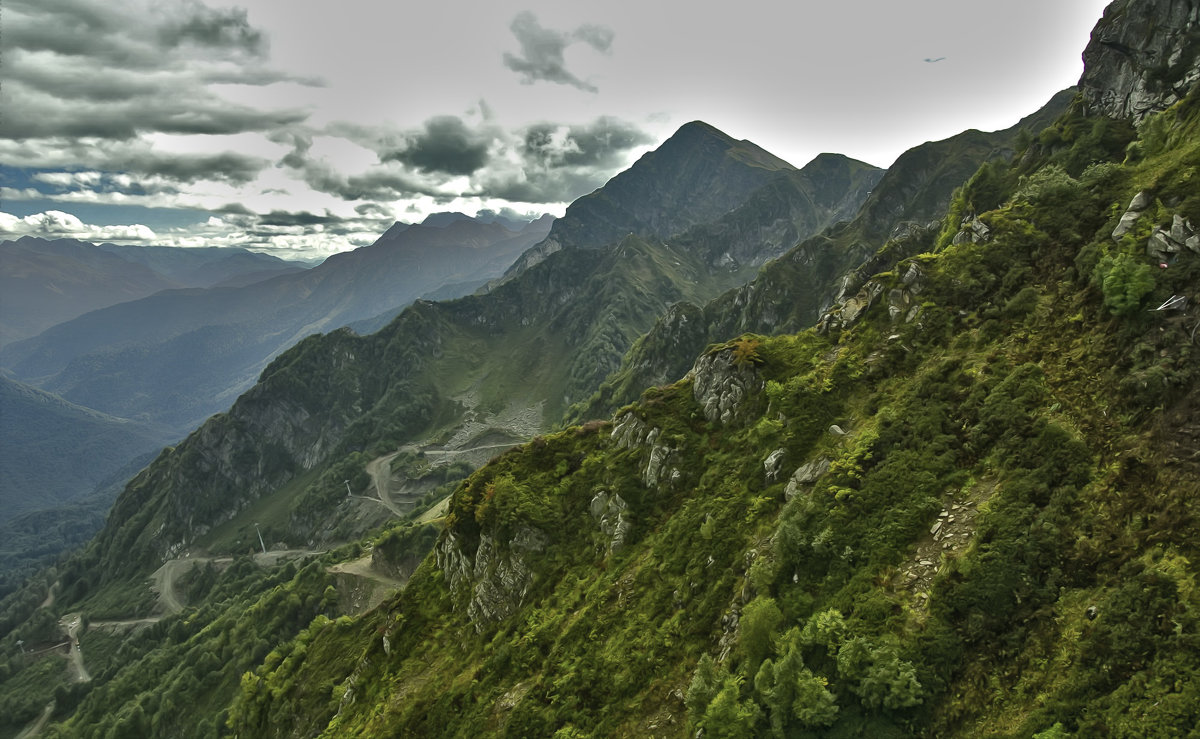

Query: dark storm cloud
left=134, top=152, right=268, bottom=185
left=215, top=203, right=256, bottom=217
left=301, top=163, right=430, bottom=202
left=502, top=11, right=614, bottom=92
left=256, top=210, right=342, bottom=227
left=354, top=202, right=393, bottom=218
left=2, top=83, right=307, bottom=141
left=383, top=116, right=493, bottom=176
left=472, top=116, right=653, bottom=202
left=7, top=0, right=266, bottom=68
left=479, top=169, right=615, bottom=204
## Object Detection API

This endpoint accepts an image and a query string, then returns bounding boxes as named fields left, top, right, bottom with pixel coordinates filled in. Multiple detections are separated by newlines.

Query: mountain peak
left=662, top=120, right=797, bottom=172
left=420, top=212, right=473, bottom=228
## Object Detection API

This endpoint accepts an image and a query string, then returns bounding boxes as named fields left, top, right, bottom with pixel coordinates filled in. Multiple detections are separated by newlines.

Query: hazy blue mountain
left=0, top=237, right=307, bottom=347
left=0, top=375, right=165, bottom=523
left=0, top=215, right=553, bottom=433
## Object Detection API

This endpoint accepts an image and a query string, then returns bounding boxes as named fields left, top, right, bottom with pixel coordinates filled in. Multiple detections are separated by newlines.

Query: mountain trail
left=363, top=451, right=408, bottom=517
left=59, top=613, right=90, bottom=683
left=149, top=549, right=320, bottom=615
left=14, top=700, right=55, bottom=739
left=328, top=554, right=406, bottom=613
left=896, top=479, right=997, bottom=612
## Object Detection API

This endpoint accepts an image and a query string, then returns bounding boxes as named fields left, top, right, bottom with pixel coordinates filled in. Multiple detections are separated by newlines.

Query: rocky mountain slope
left=221, top=15, right=1200, bottom=734
left=17, top=121, right=880, bottom=589
left=569, top=89, right=1074, bottom=423
left=499, top=121, right=882, bottom=279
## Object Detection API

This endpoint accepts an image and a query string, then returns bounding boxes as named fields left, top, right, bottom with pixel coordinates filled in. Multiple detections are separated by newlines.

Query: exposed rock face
left=785, top=457, right=831, bottom=501
left=817, top=262, right=925, bottom=335
left=610, top=412, right=681, bottom=487
left=1080, top=0, right=1200, bottom=122
left=1148, top=214, right=1200, bottom=261
left=764, top=449, right=787, bottom=482
left=1112, top=191, right=1152, bottom=240
left=1111, top=192, right=1200, bottom=261
left=436, top=526, right=548, bottom=629
left=951, top=216, right=992, bottom=245
left=589, top=490, right=632, bottom=553
left=691, top=349, right=764, bottom=425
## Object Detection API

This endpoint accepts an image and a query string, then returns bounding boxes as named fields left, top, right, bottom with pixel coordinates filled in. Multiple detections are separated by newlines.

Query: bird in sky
left=924, top=56, right=946, bottom=63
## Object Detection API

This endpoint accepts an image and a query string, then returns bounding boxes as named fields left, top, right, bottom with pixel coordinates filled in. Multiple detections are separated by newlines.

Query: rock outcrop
left=436, top=526, right=548, bottom=629
left=1080, top=0, right=1200, bottom=121
left=691, top=349, right=764, bottom=426
left=589, top=490, right=632, bottom=554
left=1148, top=214, right=1200, bottom=261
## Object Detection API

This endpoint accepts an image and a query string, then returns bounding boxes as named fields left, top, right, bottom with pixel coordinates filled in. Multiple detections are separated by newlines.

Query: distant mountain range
left=72, top=120, right=888, bottom=578
left=0, top=214, right=553, bottom=435
left=0, top=375, right=163, bottom=522
left=0, top=238, right=307, bottom=348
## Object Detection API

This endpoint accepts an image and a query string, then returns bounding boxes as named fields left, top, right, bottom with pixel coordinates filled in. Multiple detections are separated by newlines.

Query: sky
left=0, top=0, right=1113, bottom=258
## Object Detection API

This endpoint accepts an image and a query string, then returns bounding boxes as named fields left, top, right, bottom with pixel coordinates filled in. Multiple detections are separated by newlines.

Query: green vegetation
left=217, top=88, right=1200, bottom=737
left=3, top=50, right=1200, bottom=739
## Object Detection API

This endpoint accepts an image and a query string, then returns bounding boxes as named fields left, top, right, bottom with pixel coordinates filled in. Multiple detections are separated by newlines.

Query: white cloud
left=0, top=210, right=157, bottom=242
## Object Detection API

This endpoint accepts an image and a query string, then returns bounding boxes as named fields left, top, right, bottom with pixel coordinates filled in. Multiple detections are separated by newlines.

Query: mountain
left=568, top=89, right=1075, bottom=423
left=219, top=7, right=1200, bottom=734
left=3, top=2, right=1198, bottom=735
left=499, top=121, right=881, bottom=279
left=1080, top=0, right=1200, bottom=120
left=91, top=243, right=306, bottom=289
left=0, top=376, right=164, bottom=522
left=0, top=215, right=553, bottom=434
left=0, top=238, right=305, bottom=348
left=39, top=122, right=882, bottom=583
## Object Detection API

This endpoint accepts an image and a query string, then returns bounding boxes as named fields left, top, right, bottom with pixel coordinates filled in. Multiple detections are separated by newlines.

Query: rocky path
left=149, top=549, right=320, bottom=615
left=897, top=480, right=997, bottom=611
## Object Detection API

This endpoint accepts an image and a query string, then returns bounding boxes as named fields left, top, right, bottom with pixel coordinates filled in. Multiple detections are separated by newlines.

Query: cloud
left=0, top=210, right=157, bottom=242
left=297, top=161, right=432, bottom=202
left=158, top=2, right=267, bottom=56
left=470, top=117, right=653, bottom=203
left=293, top=114, right=652, bottom=207
left=0, top=0, right=309, bottom=142
left=2, top=79, right=307, bottom=141
left=7, top=0, right=267, bottom=71
left=522, top=117, right=653, bottom=168
left=383, top=116, right=493, bottom=176
left=1, top=139, right=270, bottom=185
left=502, top=11, right=613, bottom=92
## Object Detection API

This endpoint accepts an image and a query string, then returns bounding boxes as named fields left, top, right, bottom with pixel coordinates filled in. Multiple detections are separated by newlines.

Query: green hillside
left=213, top=89, right=1200, bottom=737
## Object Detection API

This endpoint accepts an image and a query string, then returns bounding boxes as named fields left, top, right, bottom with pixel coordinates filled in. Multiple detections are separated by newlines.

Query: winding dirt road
left=59, top=613, right=90, bottom=683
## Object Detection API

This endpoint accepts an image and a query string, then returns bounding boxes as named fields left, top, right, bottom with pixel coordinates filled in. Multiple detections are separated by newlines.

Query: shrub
left=1094, top=252, right=1155, bottom=316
